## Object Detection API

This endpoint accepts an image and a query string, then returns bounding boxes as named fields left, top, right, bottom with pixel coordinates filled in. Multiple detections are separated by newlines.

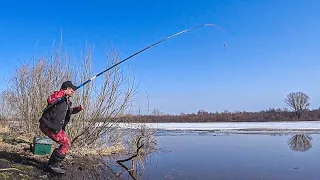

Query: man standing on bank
left=39, top=81, right=83, bottom=174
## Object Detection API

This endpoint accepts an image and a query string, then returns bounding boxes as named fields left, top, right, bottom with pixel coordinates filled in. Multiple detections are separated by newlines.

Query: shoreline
left=156, top=129, right=320, bottom=135
left=118, top=121, right=320, bottom=132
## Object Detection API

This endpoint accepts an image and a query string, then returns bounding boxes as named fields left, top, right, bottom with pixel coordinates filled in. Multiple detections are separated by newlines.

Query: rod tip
left=204, top=23, right=224, bottom=31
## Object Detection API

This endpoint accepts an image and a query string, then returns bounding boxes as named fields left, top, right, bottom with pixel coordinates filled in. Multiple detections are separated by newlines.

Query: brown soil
left=0, top=134, right=122, bottom=180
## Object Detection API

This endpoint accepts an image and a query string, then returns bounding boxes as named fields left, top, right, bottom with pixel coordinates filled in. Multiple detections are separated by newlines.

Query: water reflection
left=288, top=134, right=313, bottom=152
left=107, top=132, right=320, bottom=180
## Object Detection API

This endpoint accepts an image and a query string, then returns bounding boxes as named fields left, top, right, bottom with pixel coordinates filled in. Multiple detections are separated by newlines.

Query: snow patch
left=117, top=121, right=320, bottom=131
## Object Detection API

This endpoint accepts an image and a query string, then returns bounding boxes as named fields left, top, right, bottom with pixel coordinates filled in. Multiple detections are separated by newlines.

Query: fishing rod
left=42, top=23, right=224, bottom=112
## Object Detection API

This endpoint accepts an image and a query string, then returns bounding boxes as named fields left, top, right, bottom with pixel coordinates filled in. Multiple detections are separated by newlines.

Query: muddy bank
left=0, top=135, right=121, bottom=180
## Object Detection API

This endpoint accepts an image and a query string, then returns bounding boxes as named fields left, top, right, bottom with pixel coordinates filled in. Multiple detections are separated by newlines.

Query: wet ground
left=130, top=131, right=320, bottom=180
left=0, top=135, right=120, bottom=180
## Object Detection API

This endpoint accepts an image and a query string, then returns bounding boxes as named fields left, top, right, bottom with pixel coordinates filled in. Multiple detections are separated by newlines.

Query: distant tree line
left=1, top=90, right=318, bottom=123
left=119, top=91, right=320, bottom=122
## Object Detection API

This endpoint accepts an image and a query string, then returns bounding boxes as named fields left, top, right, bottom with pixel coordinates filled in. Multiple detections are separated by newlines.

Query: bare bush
left=5, top=63, right=71, bottom=135
left=1, top=42, right=138, bottom=150
left=67, top=47, right=137, bottom=148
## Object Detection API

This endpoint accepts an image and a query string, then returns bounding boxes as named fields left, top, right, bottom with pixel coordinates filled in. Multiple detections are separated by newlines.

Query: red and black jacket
left=39, top=90, right=82, bottom=133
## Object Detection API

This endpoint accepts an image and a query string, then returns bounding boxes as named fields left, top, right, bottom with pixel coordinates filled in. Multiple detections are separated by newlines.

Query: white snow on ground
left=118, top=121, right=320, bottom=131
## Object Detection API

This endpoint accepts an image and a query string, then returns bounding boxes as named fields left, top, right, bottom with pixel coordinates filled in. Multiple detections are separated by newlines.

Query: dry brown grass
left=0, top=125, right=9, bottom=134
left=68, top=144, right=125, bottom=158
left=97, top=144, right=125, bottom=155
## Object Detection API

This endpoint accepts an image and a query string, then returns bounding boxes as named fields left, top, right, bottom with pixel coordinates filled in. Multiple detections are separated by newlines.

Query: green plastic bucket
left=33, top=136, right=53, bottom=155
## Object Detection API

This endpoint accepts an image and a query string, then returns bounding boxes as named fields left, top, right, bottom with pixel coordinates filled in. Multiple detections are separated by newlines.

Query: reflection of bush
left=288, top=134, right=312, bottom=152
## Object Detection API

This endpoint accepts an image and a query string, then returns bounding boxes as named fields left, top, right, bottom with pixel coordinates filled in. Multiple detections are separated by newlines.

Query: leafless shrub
left=0, top=38, right=160, bottom=180
left=2, top=45, right=73, bottom=137
left=1, top=40, right=139, bottom=150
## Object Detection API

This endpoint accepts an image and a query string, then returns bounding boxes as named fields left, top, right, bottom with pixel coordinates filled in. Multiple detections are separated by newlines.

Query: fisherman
left=39, top=81, right=83, bottom=174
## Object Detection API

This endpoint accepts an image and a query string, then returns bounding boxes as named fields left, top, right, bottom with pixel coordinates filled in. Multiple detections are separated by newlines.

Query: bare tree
left=197, top=109, right=208, bottom=116
left=151, top=109, right=164, bottom=116
left=285, top=92, right=310, bottom=118
left=288, top=134, right=312, bottom=152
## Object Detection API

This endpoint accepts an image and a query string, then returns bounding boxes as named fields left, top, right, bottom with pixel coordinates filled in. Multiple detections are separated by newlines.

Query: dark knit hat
left=61, top=81, right=77, bottom=90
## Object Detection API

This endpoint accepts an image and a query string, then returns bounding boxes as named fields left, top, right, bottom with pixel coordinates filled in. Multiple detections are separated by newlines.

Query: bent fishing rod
left=42, top=23, right=224, bottom=112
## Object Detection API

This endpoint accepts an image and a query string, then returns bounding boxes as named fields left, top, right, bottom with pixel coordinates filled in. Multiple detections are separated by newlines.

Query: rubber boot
left=47, top=149, right=67, bottom=174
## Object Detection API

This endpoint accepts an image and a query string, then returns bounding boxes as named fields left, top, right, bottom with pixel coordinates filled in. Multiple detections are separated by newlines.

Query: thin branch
left=116, top=137, right=145, bottom=180
left=0, top=168, right=22, bottom=172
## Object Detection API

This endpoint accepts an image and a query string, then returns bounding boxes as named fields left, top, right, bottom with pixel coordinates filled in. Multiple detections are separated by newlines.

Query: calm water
left=126, top=132, right=320, bottom=180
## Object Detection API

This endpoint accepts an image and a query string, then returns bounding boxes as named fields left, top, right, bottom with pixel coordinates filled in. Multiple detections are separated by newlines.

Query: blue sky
left=0, top=0, right=319, bottom=114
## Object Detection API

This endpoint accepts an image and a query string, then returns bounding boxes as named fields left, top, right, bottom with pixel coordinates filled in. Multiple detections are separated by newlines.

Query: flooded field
left=118, top=131, right=320, bottom=180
